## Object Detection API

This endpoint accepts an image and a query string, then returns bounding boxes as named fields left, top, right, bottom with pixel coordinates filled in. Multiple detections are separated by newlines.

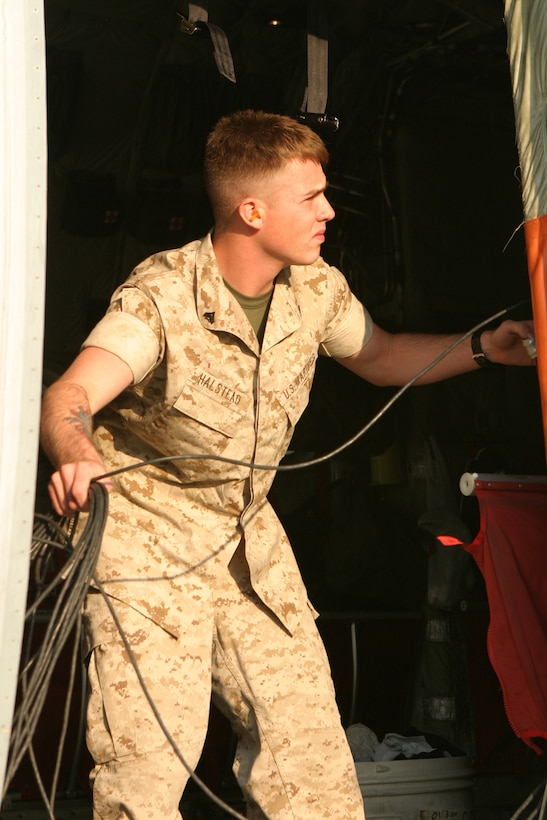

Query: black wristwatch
left=471, top=330, right=500, bottom=369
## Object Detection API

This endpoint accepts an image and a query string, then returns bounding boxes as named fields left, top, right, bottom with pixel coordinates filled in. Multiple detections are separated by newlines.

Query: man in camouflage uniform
left=40, top=110, right=535, bottom=819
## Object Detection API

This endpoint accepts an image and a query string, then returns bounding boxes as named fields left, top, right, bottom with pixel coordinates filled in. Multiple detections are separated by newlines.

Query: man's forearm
left=40, top=380, right=102, bottom=469
left=336, top=318, right=535, bottom=386
left=386, top=331, right=475, bottom=385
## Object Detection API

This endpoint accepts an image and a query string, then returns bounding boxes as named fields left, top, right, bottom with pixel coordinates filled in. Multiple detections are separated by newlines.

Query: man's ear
left=239, top=198, right=263, bottom=228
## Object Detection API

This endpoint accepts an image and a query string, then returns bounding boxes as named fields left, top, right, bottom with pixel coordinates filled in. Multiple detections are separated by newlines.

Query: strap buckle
left=297, top=112, right=340, bottom=134
left=177, top=14, right=200, bottom=35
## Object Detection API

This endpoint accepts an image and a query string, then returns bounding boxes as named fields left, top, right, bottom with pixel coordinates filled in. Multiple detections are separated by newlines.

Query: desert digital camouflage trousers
left=82, top=545, right=365, bottom=820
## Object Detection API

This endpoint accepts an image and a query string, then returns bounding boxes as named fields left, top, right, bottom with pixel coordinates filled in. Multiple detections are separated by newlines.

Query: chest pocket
left=275, top=353, right=317, bottom=427
left=173, top=371, right=251, bottom=438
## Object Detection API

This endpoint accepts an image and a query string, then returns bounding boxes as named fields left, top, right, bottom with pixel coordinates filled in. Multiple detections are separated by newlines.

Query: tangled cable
left=3, top=483, right=108, bottom=817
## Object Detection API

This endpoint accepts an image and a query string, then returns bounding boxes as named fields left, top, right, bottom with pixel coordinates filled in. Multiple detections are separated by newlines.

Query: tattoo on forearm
left=64, top=406, right=93, bottom=438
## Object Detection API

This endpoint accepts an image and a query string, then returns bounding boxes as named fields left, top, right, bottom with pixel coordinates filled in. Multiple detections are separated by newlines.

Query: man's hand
left=481, top=319, right=536, bottom=366
left=48, top=459, right=113, bottom=517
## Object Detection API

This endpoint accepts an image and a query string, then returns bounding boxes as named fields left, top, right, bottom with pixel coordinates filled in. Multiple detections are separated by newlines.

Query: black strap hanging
left=178, top=1, right=236, bottom=83
left=298, top=0, right=339, bottom=134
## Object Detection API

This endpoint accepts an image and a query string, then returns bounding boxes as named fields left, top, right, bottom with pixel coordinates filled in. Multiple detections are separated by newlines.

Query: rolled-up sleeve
left=81, top=287, right=162, bottom=384
left=320, top=268, right=374, bottom=358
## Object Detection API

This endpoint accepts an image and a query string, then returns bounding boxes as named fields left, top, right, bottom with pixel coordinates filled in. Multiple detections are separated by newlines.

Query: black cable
left=3, top=484, right=108, bottom=801
left=5, top=484, right=248, bottom=820
left=48, top=618, right=82, bottom=812
left=6, top=301, right=528, bottom=815
left=93, top=302, right=525, bottom=485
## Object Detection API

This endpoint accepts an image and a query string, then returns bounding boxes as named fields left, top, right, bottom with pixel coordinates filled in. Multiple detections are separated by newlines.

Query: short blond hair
left=204, top=109, right=329, bottom=223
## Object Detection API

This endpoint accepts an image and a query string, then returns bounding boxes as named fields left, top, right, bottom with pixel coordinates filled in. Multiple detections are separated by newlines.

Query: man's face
left=258, top=159, right=335, bottom=267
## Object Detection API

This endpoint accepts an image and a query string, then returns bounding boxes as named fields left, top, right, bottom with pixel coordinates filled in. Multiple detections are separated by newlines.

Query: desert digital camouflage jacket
left=82, top=233, right=372, bottom=634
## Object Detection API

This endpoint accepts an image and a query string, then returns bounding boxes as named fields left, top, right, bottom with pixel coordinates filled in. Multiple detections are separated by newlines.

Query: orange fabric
left=463, top=484, right=547, bottom=753
left=524, top=216, right=547, bottom=465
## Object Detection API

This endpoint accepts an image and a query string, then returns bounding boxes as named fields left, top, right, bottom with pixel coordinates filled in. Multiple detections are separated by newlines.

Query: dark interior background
left=20, top=0, right=547, bottom=812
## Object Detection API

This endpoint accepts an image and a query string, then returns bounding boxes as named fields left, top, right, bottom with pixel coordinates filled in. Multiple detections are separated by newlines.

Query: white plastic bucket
left=355, top=756, right=474, bottom=820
